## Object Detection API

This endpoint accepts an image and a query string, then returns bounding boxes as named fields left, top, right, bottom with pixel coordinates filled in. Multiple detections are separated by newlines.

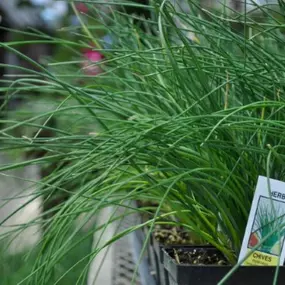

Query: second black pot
left=147, top=234, right=170, bottom=285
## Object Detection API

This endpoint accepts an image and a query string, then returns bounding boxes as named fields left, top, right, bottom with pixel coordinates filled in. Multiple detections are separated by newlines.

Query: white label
left=238, top=176, right=285, bottom=266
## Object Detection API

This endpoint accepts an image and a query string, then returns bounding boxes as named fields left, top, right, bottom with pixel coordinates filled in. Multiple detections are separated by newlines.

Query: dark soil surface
left=167, top=247, right=229, bottom=265
left=153, top=224, right=204, bottom=245
left=137, top=201, right=205, bottom=245
left=154, top=226, right=193, bottom=245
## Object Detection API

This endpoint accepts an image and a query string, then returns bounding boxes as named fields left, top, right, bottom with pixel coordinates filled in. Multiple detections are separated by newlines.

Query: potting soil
left=168, top=248, right=228, bottom=265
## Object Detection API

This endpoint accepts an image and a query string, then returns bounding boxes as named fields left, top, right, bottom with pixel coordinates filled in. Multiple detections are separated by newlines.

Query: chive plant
left=1, top=0, right=285, bottom=283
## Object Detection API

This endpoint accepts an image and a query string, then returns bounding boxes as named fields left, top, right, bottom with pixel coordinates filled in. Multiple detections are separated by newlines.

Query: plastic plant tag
left=238, top=176, right=285, bottom=266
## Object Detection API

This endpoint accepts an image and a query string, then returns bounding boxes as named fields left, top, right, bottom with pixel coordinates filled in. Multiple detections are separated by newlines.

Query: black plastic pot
left=163, top=246, right=285, bottom=285
left=149, top=236, right=201, bottom=285
left=150, top=236, right=170, bottom=285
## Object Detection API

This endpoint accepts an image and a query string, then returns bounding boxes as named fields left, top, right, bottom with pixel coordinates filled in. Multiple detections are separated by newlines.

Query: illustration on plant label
left=239, top=176, right=285, bottom=266
left=248, top=196, right=285, bottom=256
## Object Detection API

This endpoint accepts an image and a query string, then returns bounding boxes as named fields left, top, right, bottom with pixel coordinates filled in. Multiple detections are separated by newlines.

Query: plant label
left=238, top=176, right=285, bottom=266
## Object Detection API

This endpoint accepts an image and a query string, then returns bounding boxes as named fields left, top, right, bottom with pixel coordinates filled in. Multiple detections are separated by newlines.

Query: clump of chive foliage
left=1, top=1, right=285, bottom=283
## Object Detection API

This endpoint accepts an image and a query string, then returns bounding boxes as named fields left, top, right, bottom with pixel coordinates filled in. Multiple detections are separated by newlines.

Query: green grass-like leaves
left=1, top=0, right=285, bottom=283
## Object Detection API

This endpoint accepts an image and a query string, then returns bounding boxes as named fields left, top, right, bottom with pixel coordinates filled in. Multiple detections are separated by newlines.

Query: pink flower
left=75, top=3, right=89, bottom=13
left=81, top=48, right=104, bottom=76
left=84, top=50, right=103, bottom=62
